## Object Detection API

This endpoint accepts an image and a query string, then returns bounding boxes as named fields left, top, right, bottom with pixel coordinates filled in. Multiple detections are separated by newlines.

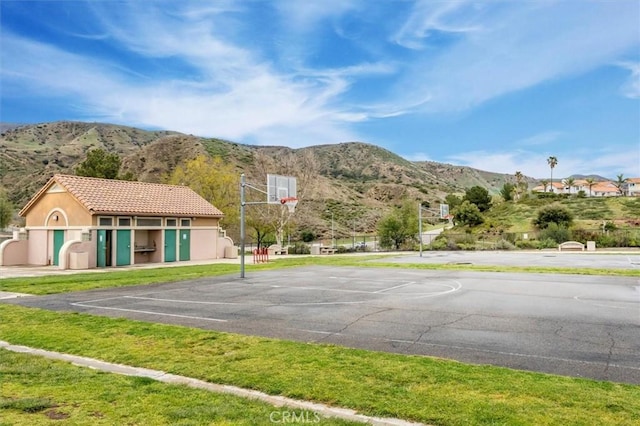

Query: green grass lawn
left=1, top=304, right=638, bottom=426
left=0, top=348, right=356, bottom=426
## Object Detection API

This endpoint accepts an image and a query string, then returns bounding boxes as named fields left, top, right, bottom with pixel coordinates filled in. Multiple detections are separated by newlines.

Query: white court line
left=573, top=295, right=640, bottom=310
left=387, top=338, right=640, bottom=372
left=70, top=302, right=227, bottom=322
left=411, top=281, right=462, bottom=299
left=374, top=282, right=415, bottom=293
left=124, top=296, right=244, bottom=306
left=290, top=329, right=344, bottom=336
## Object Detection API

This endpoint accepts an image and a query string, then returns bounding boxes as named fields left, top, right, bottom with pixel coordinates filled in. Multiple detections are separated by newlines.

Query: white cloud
left=274, top=0, right=363, bottom=32
left=403, top=152, right=435, bottom=162
left=617, top=61, right=640, bottom=99
left=393, top=0, right=482, bottom=49
left=516, top=131, right=564, bottom=147
left=391, top=2, right=640, bottom=113
left=446, top=148, right=640, bottom=179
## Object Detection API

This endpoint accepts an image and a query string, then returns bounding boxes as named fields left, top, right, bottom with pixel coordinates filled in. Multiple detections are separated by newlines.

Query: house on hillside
left=0, top=174, right=236, bottom=269
left=591, top=181, right=621, bottom=197
left=533, top=178, right=640, bottom=197
left=532, top=181, right=564, bottom=193
left=625, top=178, right=640, bottom=196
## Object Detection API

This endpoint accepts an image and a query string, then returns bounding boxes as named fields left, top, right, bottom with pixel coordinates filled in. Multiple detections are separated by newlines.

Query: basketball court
left=6, top=265, right=639, bottom=385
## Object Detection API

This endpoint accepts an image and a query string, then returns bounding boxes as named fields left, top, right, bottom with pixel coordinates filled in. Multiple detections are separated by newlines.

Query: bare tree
left=248, top=149, right=319, bottom=247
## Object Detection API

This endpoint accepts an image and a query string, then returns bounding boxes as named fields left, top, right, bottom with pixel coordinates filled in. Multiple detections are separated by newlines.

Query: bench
left=268, top=244, right=289, bottom=256
left=319, top=247, right=336, bottom=255
left=558, top=241, right=584, bottom=251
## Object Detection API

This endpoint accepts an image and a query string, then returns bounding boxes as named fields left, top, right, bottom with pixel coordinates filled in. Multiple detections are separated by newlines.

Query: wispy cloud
left=445, top=147, right=639, bottom=179
left=1, top=1, right=637, bottom=178
left=516, top=131, right=564, bottom=147
left=618, top=61, right=640, bottom=99
left=390, top=1, right=640, bottom=113
left=393, top=0, right=482, bottom=49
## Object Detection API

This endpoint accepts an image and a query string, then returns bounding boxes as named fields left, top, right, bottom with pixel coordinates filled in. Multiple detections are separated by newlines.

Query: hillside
left=1, top=121, right=527, bottom=235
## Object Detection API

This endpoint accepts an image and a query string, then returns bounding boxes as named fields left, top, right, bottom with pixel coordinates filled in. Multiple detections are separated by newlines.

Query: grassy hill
left=3, top=121, right=635, bottom=243
left=0, top=121, right=523, bottom=233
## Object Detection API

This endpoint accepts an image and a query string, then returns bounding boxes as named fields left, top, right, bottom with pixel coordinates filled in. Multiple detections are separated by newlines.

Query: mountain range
left=1, top=121, right=536, bottom=235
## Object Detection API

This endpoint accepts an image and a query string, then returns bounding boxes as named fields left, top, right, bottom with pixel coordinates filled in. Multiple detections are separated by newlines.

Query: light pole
left=326, top=210, right=334, bottom=248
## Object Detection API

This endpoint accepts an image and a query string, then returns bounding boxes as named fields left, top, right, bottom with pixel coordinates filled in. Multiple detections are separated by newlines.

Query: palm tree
left=514, top=171, right=524, bottom=201
left=614, top=173, right=628, bottom=196
left=547, top=156, right=558, bottom=193
left=585, top=177, right=595, bottom=197
left=564, top=177, right=575, bottom=194
left=540, top=179, right=549, bottom=192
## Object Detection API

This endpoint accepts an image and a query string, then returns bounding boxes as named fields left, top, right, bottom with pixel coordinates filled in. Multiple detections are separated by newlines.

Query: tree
left=444, top=194, right=463, bottom=210
left=452, top=200, right=484, bottom=227
left=0, top=190, right=13, bottom=229
left=547, top=156, right=558, bottom=193
left=166, top=155, right=240, bottom=237
left=75, top=149, right=122, bottom=179
left=585, top=178, right=595, bottom=197
left=540, top=179, right=549, bottom=192
left=614, top=173, right=628, bottom=195
left=249, top=149, right=319, bottom=247
left=500, top=182, right=515, bottom=201
left=564, top=177, right=575, bottom=194
left=533, top=204, right=573, bottom=229
left=377, top=202, right=418, bottom=250
left=463, top=186, right=492, bottom=212
left=514, top=171, right=525, bottom=201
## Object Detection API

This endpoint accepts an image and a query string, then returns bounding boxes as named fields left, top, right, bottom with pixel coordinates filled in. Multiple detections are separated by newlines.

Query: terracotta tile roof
left=20, top=174, right=224, bottom=217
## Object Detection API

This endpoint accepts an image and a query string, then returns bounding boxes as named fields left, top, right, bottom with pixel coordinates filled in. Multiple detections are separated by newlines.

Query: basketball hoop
left=280, top=196, right=298, bottom=213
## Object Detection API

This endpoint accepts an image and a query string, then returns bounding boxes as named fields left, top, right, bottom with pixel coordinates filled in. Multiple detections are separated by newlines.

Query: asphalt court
left=6, top=264, right=640, bottom=385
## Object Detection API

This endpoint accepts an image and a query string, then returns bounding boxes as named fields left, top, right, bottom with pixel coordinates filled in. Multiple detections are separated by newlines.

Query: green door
left=179, top=229, right=190, bottom=261
left=53, top=230, right=64, bottom=266
left=116, top=230, right=131, bottom=266
left=164, top=229, right=176, bottom=262
left=97, top=230, right=107, bottom=267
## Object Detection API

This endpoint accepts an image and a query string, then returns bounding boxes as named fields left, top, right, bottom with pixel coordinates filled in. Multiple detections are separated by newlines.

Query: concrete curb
left=0, top=340, right=425, bottom=426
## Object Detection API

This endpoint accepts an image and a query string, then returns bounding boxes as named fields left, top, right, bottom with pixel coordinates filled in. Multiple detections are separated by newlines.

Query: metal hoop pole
left=240, top=173, right=246, bottom=278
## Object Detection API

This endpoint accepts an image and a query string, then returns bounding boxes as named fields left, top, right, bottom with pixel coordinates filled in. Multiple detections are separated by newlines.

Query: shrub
left=533, top=204, right=573, bottom=229
left=453, top=201, right=484, bottom=226
left=288, top=242, right=310, bottom=254
left=300, top=230, right=316, bottom=243
left=538, top=223, right=572, bottom=244
left=494, top=239, right=516, bottom=250
left=537, top=238, right=559, bottom=249
left=515, top=239, right=539, bottom=249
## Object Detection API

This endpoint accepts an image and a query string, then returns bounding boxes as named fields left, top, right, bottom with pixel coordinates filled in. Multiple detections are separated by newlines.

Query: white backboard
left=267, top=174, right=297, bottom=204
left=439, top=203, right=449, bottom=219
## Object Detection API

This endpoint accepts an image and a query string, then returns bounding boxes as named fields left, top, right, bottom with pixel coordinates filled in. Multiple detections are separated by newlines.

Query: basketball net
left=280, top=196, right=298, bottom=213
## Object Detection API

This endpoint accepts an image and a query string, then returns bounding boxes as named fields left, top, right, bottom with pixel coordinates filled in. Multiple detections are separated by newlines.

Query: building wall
left=0, top=239, right=28, bottom=266
left=25, top=191, right=92, bottom=227
left=190, top=227, right=218, bottom=260
left=27, top=229, right=49, bottom=265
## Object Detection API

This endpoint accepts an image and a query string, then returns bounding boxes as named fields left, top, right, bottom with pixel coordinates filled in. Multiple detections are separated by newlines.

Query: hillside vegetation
left=0, top=121, right=527, bottom=235
left=2, top=121, right=636, bottom=244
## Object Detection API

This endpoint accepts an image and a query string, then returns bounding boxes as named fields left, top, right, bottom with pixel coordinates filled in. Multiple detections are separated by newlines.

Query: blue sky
left=1, top=0, right=639, bottom=179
